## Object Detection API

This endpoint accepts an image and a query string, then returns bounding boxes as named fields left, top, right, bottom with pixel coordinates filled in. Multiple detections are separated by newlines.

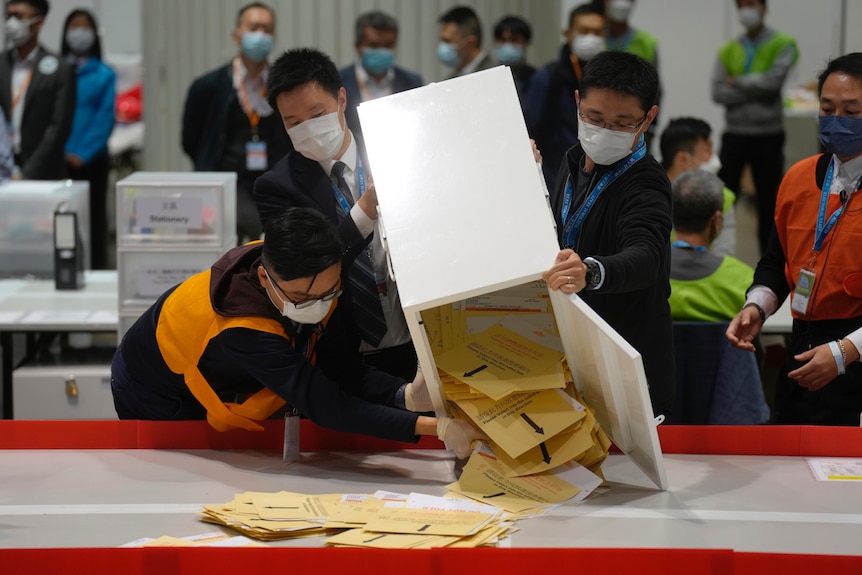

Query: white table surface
left=0, top=270, right=117, bottom=331
left=1, top=448, right=860, bottom=554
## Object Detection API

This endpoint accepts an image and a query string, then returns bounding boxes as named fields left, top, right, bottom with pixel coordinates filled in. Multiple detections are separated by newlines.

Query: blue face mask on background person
left=361, top=47, right=395, bottom=76
left=437, top=42, right=460, bottom=67
left=241, top=31, right=273, bottom=63
left=494, top=43, right=525, bottom=66
left=819, top=115, right=862, bottom=159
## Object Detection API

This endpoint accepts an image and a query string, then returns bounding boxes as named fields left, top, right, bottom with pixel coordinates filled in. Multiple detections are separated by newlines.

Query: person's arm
left=66, top=66, right=116, bottom=164
left=218, top=328, right=421, bottom=442
left=711, top=55, right=749, bottom=106
left=583, top=180, right=672, bottom=294
left=732, top=43, right=797, bottom=97
left=181, top=76, right=208, bottom=161
left=21, top=62, right=76, bottom=179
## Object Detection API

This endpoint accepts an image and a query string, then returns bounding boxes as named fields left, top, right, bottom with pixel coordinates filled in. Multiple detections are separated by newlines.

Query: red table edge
left=1, top=420, right=861, bottom=456
left=0, top=547, right=859, bottom=574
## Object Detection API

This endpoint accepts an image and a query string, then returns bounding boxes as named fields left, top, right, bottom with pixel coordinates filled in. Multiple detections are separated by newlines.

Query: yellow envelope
left=455, top=388, right=586, bottom=458
left=364, top=507, right=496, bottom=537
left=251, top=493, right=338, bottom=521
left=490, top=420, right=594, bottom=477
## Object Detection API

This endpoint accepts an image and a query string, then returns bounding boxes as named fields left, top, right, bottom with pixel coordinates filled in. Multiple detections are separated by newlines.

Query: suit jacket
left=0, top=46, right=76, bottom=179
left=339, top=64, right=423, bottom=151
left=253, top=148, right=373, bottom=350
left=448, top=53, right=496, bottom=79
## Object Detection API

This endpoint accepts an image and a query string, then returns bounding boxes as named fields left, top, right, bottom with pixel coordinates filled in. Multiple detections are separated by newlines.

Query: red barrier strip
left=1, top=547, right=860, bottom=575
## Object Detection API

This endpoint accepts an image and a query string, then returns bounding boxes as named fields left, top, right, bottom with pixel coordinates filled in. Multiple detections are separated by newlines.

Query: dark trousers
left=68, top=152, right=111, bottom=269
left=362, top=341, right=418, bottom=382
left=718, top=131, right=786, bottom=256
left=775, top=317, right=862, bottom=426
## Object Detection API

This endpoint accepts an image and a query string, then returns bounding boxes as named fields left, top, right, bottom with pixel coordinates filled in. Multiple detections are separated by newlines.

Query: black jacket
left=181, top=62, right=291, bottom=171
left=550, top=144, right=675, bottom=416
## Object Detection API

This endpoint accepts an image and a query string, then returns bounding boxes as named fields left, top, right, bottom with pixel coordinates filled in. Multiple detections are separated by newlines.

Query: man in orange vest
left=727, top=53, right=862, bottom=425
left=110, top=207, right=482, bottom=455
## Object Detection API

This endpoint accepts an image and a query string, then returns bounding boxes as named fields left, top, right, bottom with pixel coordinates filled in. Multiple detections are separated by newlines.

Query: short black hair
left=8, top=0, right=49, bottom=17
left=660, top=117, right=712, bottom=170
left=568, top=2, right=604, bottom=29
left=61, top=8, right=101, bottom=60
left=236, top=2, right=274, bottom=28
left=580, top=51, right=659, bottom=113
left=672, top=171, right=724, bottom=234
left=736, top=0, right=766, bottom=7
left=818, top=52, right=862, bottom=95
left=262, top=208, right=344, bottom=282
left=267, top=48, right=343, bottom=110
left=355, top=10, right=398, bottom=43
left=439, top=5, right=482, bottom=46
left=493, top=15, right=531, bottom=43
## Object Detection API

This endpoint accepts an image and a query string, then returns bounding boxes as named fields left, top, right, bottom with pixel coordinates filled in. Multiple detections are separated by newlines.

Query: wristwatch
left=584, top=258, right=601, bottom=290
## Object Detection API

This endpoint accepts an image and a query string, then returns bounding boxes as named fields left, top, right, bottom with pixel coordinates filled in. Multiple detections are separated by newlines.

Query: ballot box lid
left=357, top=66, right=559, bottom=311
left=359, top=66, right=666, bottom=490
left=551, top=290, right=668, bottom=490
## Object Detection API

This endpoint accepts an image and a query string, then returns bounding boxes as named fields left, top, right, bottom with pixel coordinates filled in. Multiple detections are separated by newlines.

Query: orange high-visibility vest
left=155, top=268, right=332, bottom=431
left=775, top=154, right=862, bottom=321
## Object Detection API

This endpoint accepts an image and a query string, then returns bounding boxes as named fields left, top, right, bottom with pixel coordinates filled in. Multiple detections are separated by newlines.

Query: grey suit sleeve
left=21, top=63, right=76, bottom=179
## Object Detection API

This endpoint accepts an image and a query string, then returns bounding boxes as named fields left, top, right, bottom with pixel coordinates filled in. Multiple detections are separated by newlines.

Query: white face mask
left=578, top=115, right=641, bottom=165
left=571, top=34, right=605, bottom=62
left=263, top=267, right=335, bottom=325
left=738, top=6, right=762, bottom=30
left=286, top=107, right=345, bottom=162
left=65, top=27, right=95, bottom=54
left=607, top=0, right=635, bottom=23
left=5, top=16, right=38, bottom=48
left=699, top=153, right=722, bottom=175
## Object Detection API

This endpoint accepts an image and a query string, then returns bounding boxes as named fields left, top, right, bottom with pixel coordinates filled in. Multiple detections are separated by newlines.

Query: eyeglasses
left=264, top=267, right=343, bottom=309
left=578, top=110, right=648, bottom=133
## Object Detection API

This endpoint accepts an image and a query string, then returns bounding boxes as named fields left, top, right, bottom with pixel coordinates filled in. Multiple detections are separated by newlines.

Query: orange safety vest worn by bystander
left=775, top=154, right=862, bottom=321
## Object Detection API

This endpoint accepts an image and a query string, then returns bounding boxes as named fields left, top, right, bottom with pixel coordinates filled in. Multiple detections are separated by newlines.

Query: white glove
left=437, top=416, right=486, bottom=459
left=404, top=367, right=433, bottom=412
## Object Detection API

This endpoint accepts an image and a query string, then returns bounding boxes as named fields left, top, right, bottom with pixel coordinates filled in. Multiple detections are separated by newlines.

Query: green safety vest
left=669, top=255, right=753, bottom=322
left=608, top=29, right=658, bottom=64
left=718, top=31, right=798, bottom=76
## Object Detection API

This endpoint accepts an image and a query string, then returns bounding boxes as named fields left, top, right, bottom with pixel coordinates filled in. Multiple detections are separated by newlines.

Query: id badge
left=245, top=140, right=268, bottom=171
left=791, top=268, right=816, bottom=315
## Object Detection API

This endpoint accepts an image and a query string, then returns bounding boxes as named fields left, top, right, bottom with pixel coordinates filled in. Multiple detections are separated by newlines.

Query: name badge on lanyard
left=792, top=158, right=847, bottom=316
left=246, top=140, right=268, bottom=171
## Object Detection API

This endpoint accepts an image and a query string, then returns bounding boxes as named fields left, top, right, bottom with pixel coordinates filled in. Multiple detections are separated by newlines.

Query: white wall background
left=35, top=0, right=141, bottom=55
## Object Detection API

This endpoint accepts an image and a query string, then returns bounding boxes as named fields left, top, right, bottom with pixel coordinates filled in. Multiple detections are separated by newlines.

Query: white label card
left=138, top=266, right=205, bottom=297
left=136, top=196, right=203, bottom=230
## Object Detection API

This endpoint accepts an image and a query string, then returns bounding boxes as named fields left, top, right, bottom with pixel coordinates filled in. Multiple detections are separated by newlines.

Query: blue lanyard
left=814, top=158, right=844, bottom=253
left=561, top=138, right=646, bottom=247
left=742, top=37, right=756, bottom=74
left=671, top=240, right=708, bottom=252
left=331, top=158, right=365, bottom=214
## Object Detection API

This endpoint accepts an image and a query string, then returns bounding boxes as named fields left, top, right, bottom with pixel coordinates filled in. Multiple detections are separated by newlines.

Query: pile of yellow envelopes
left=200, top=490, right=519, bottom=548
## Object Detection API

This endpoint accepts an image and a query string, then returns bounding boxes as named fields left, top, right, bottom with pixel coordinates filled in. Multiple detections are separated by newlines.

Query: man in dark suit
left=437, top=6, right=495, bottom=79
left=339, top=10, right=422, bottom=151
left=181, top=2, right=292, bottom=244
left=0, top=0, right=75, bottom=180
left=254, top=48, right=418, bottom=382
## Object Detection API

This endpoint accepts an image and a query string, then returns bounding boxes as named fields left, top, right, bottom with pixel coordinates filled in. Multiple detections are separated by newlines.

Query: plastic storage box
left=115, top=172, right=236, bottom=246
left=0, top=180, right=90, bottom=278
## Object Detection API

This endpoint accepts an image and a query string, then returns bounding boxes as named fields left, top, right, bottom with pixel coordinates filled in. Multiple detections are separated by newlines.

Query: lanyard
left=12, top=69, right=32, bottom=110
left=234, top=59, right=266, bottom=134
left=813, top=158, right=849, bottom=253
left=561, top=138, right=646, bottom=247
left=331, top=157, right=366, bottom=214
left=671, top=240, right=708, bottom=252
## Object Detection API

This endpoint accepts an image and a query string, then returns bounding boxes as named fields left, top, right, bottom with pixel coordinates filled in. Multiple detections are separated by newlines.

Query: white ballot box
left=359, top=66, right=666, bottom=490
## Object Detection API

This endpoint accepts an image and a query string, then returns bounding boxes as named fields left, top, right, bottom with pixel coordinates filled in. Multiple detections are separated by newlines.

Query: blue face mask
left=819, top=115, right=862, bottom=159
left=494, top=43, right=525, bottom=66
left=437, top=42, right=460, bottom=68
left=241, top=31, right=273, bottom=63
left=361, top=47, right=395, bottom=76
